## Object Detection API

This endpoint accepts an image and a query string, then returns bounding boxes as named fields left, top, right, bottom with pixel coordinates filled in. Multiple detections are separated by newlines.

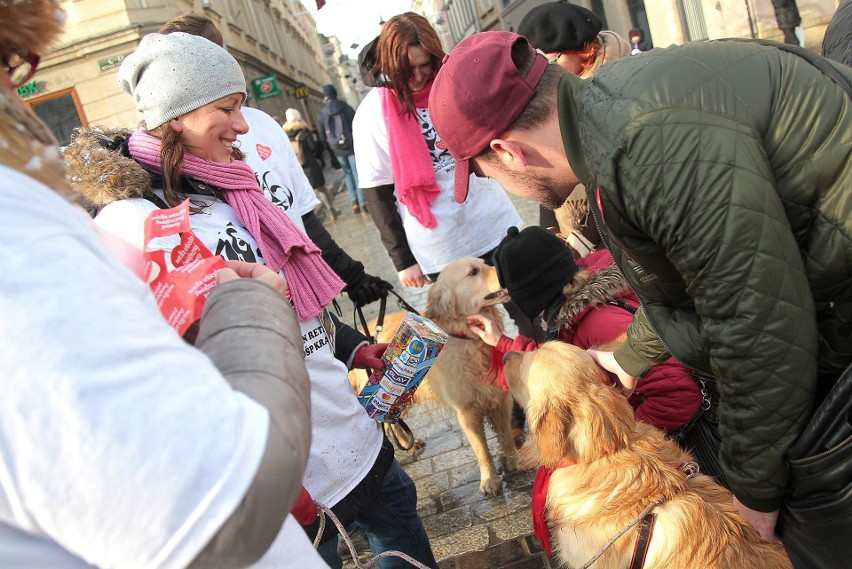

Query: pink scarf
left=128, top=131, right=344, bottom=320
left=382, top=79, right=441, bottom=228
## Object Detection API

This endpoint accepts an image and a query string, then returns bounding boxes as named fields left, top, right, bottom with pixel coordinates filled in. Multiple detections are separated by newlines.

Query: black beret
left=517, top=2, right=603, bottom=53
left=493, top=226, right=579, bottom=320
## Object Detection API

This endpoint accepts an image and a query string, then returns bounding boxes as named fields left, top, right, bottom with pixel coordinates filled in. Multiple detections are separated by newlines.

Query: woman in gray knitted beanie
left=64, top=31, right=438, bottom=569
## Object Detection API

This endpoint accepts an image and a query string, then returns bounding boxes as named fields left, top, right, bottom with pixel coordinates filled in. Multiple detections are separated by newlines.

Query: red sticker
left=256, top=144, right=272, bottom=161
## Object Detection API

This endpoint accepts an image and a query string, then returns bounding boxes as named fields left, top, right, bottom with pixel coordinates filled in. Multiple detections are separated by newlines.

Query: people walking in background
left=518, top=1, right=630, bottom=256
left=65, top=30, right=436, bottom=569
left=284, top=107, right=341, bottom=221
left=317, top=84, right=364, bottom=213
left=159, top=14, right=392, bottom=309
left=628, top=28, right=651, bottom=54
left=429, top=31, right=851, bottom=567
left=1, top=2, right=320, bottom=566
left=771, top=0, right=804, bottom=46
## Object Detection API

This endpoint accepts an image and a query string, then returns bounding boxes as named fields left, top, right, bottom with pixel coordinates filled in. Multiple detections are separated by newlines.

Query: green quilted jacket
left=557, top=41, right=852, bottom=511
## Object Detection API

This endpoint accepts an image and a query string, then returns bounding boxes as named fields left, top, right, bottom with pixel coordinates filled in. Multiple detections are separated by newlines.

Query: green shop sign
left=251, top=75, right=280, bottom=100
left=17, top=80, right=39, bottom=98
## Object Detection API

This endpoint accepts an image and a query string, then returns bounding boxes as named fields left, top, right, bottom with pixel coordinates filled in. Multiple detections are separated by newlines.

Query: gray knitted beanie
left=118, top=32, right=247, bottom=129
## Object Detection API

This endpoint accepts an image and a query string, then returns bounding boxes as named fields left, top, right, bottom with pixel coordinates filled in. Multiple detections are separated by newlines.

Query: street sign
left=295, top=85, right=308, bottom=100
left=98, top=53, right=129, bottom=73
left=251, top=75, right=280, bottom=100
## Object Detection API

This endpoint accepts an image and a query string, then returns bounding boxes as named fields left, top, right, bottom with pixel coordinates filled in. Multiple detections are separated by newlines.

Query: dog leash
left=354, top=289, right=421, bottom=344
left=312, top=501, right=432, bottom=569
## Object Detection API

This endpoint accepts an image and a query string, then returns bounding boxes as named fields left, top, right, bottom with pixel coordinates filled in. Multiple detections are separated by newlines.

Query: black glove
left=346, top=273, right=393, bottom=307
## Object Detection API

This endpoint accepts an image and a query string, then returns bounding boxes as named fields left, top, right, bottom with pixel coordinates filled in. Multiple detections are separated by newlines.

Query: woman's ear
left=168, top=117, right=183, bottom=133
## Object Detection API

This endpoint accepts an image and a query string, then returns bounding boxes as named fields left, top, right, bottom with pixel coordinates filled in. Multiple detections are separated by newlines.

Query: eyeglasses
left=2, top=45, right=41, bottom=88
left=535, top=49, right=562, bottom=65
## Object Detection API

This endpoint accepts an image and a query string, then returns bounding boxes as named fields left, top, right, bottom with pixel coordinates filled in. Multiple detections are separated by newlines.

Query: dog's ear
left=569, top=367, right=635, bottom=461
left=530, top=397, right=578, bottom=467
left=425, top=280, right=460, bottom=322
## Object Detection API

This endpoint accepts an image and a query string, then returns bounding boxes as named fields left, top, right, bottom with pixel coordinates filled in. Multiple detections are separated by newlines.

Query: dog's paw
left=479, top=476, right=503, bottom=496
left=503, top=453, right=521, bottom=472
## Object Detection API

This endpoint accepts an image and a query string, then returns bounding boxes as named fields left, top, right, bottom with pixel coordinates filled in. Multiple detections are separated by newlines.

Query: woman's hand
left=398, top=264, right=430, bottom=288
left=217, top=260, right=289, bottom=298
left=586, top=349, right=637, bottom=396
left=467, top=314, right=501, bottom=347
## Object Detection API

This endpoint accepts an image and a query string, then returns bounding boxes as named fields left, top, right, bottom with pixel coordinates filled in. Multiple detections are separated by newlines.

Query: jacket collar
left=557, top=72, right=592, bottom=184
left=547, top=264, right=632, bottom=333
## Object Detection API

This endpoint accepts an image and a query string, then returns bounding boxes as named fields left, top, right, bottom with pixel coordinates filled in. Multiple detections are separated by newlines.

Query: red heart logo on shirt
left=256, top=144, right=272, bottom=160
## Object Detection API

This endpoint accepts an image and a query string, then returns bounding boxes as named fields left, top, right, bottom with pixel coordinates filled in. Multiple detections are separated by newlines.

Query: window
left=27, top=88, right=87, bottom=147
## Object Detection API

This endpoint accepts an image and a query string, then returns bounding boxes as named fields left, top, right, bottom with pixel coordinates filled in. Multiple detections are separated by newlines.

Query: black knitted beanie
left=493, top=226, right=579, bottom=320
left=517, top=2, right=603, bottom=53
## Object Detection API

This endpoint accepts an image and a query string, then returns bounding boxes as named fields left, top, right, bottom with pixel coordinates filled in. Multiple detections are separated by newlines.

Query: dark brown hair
left=374, top=12, right=445, bottom=115
left=159, top=14, right=224, bottom=47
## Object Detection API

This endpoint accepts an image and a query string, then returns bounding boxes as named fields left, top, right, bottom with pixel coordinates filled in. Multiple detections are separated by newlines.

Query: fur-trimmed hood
left=1, top=0, right=65, bottom=57
left=64, top=126, right=152, bottom=207
left=551, top=264, right=632, bottom=332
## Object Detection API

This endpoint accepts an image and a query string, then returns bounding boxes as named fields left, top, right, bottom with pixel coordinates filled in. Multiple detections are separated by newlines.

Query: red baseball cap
left=429, top=31, right=548, bottom=203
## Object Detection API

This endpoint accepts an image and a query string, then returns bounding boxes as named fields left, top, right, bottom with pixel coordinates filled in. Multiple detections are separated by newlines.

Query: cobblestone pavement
left=318, top=167, right=553, bottom=568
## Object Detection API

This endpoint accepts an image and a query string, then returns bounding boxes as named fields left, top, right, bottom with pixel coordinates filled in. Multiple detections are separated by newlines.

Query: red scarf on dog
left=532, top=459, right=576, bottom=557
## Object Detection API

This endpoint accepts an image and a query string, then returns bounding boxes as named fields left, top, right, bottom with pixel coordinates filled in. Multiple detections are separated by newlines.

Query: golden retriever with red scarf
left=350, top=257, right=519, bottom=495
left=503, top=343, right=791, bottom=569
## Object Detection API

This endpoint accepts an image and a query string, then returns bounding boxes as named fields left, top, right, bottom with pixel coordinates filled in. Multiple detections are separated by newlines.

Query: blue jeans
left=338, top=153, right=364, bottom=207
left=314, top=440, right=437, bottom=569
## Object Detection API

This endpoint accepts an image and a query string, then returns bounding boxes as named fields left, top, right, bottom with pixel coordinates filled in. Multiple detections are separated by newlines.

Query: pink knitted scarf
left=382, top=79, right=441, bottom=228
left=128, top=130, right=344, bottom=320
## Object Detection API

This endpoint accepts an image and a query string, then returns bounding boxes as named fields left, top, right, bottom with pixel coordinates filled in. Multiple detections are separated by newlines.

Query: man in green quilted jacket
left=429, top=32, right=851, bottom=566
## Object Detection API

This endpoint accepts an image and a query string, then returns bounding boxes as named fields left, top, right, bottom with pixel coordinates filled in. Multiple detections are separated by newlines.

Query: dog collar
left=446, top=331, right=509, bottom=391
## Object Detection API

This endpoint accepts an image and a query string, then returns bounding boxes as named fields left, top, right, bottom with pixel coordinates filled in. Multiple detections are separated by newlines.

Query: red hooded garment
left=496, top=250, right=701, bottom=434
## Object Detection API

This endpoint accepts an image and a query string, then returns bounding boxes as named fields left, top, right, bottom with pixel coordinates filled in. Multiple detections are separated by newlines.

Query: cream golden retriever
left=503, top=343, right=792, bottom=569
left=351, top=257, right=519, bottom=495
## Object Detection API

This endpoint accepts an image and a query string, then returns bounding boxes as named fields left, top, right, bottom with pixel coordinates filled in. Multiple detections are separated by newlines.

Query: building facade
left=429, top=0, right=839, bottom=55
left=318, top=33, right=369, bottom=109
left=20, top=0, right=333, bottom=145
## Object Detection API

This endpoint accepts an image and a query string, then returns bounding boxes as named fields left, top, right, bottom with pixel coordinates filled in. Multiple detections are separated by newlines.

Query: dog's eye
left=467, top=267, right=479, bottom=277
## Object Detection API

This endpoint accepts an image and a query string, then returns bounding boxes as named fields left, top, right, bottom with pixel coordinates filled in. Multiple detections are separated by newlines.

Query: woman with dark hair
left=353, top=12, right=522, bottom=290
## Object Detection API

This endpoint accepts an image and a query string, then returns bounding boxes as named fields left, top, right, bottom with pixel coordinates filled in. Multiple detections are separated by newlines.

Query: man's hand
left=352, top=343, right=388, bottom=370
left=586, top=349, right=637, bottom=396
left=467, top=314, right=502, bottom=347
left=346, top=273, right=393, bottom=307
left=398, top=263, right=430, bottom=288
left=217, top=260, right=289, bottom=298
left=733, top=497, right=780, bottom=542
